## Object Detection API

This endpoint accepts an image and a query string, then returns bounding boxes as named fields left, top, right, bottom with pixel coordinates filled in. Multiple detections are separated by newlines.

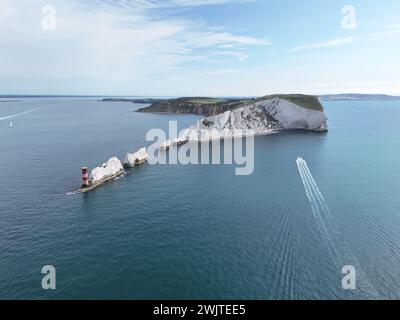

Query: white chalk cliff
left=124, top=148, right=149, bottom=167
left=179, top=98, right=328, bottom=142
left=90, top=157, right=124, bottom=184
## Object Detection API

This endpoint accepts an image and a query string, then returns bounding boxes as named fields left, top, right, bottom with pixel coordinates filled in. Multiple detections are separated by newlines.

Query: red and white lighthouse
left=81, top=167, right=90, bottom=188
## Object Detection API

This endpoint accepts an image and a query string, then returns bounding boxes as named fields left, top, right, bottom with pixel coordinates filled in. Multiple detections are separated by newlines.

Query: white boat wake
left=296, top=157, right=335, bottom=254
left=296, top=157, right=378, bottom=297
left=0, top=108, right=37, bottom=121
left=296, top=158, right=331, bottom=216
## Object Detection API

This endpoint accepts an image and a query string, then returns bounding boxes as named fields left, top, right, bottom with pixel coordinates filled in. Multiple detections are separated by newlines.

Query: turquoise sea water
left=1, top=98, right=400, bottom=299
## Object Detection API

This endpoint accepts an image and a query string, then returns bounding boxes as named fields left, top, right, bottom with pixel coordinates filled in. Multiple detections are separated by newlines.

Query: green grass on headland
left=136, top=94, right=324, bottom=116
left=258, top=94, right=324, bottom=111
left=185, top=98, right=228, bottom=104
left=183, top=94, right=324, bottom=111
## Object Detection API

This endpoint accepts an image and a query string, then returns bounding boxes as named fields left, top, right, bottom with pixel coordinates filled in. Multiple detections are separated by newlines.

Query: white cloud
left=290, top=37, right=354, bottom=52
left=196, top=68, right=239, bottom=76
left=0, top=0, right=269, bottom=94
left=163, top=0, right=253, bottom=7
left=218, top=44, right=236, bottom=49
left=369, top=25, right=400, bottom=41
left=186, top=31, right=271, bottom=47
left=83, top=0, right=253, bottom=9
left=213, top=50, right=248, bottom=61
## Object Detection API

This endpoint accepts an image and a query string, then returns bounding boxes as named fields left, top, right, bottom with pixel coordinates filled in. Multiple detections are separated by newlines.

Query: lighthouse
left=81, top=167, right=90, bottom=188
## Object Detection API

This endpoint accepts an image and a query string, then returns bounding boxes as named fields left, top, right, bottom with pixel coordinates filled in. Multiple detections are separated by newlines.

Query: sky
left=0, top=0, right=399, bottom=96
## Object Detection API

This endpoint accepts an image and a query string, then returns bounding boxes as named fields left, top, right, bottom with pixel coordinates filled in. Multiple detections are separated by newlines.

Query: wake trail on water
left=270, top=177, right=296, bottom=299
left=0, top=108, right=38, bottom=121
left=297, top=158, right=336, bottom=257
left=296, top=157, right=378, bottom=298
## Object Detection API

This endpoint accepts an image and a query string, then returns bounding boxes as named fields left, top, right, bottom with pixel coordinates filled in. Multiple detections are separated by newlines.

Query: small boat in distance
left=9, top=121, right=13, bottom=128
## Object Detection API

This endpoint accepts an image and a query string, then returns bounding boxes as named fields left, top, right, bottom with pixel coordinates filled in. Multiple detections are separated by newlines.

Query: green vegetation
left=137, top=94, right=324, bottom=116
left=258, top=94, right=324, bottom=111
left=185, top=98, right=228, bottom=104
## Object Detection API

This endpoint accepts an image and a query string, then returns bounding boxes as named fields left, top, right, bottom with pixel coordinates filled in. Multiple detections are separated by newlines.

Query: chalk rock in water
left=90, top=157, right=124, bottom=184
left=159, top=140, right=171, bottom=150
left=124, top=148, right=149, bottom=167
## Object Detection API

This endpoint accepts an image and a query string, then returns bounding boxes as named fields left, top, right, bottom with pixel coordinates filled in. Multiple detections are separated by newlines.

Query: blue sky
left=0, top=0, right=399, bottom=96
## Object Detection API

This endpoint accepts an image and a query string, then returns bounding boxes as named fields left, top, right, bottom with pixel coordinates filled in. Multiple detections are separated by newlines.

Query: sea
left=1, top=97, right=400, bottom=299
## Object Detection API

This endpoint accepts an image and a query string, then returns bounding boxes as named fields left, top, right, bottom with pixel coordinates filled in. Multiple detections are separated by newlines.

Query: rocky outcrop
left=90, top=157, right=124, bottom=185
left=137, top=98, right=246, bottom=116
left=123, top=148, right=149, bottom=167
left=136, top=94, right=324, bottom=117
left=178, top=98, right=328, bottom=142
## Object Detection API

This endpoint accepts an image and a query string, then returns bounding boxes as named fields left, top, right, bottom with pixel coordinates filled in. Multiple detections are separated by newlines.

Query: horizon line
left=1, top=93, right=400, bottom=98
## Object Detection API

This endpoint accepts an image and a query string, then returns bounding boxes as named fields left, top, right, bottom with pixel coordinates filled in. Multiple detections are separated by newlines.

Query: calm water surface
left=1, top=98, right=400, bottom=299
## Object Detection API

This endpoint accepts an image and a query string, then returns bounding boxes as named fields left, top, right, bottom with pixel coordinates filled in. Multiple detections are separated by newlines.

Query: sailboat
left=9, top=121, right=13, bottom=128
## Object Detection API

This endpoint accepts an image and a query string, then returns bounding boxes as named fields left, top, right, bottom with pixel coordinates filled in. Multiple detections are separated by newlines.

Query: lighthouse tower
left=81, top=167, right=90, bottom=188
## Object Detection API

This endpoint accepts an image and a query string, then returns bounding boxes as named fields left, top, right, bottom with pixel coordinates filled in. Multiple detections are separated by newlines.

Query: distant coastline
left=320, top=94, right=400, bottom=101
left=129, top=94, right=324, bottom=117
left=100, top=98, right=165, bottom=104
left=98, top=93, right=400, bottom=116
left=1, top=93, right=399, bottom=101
